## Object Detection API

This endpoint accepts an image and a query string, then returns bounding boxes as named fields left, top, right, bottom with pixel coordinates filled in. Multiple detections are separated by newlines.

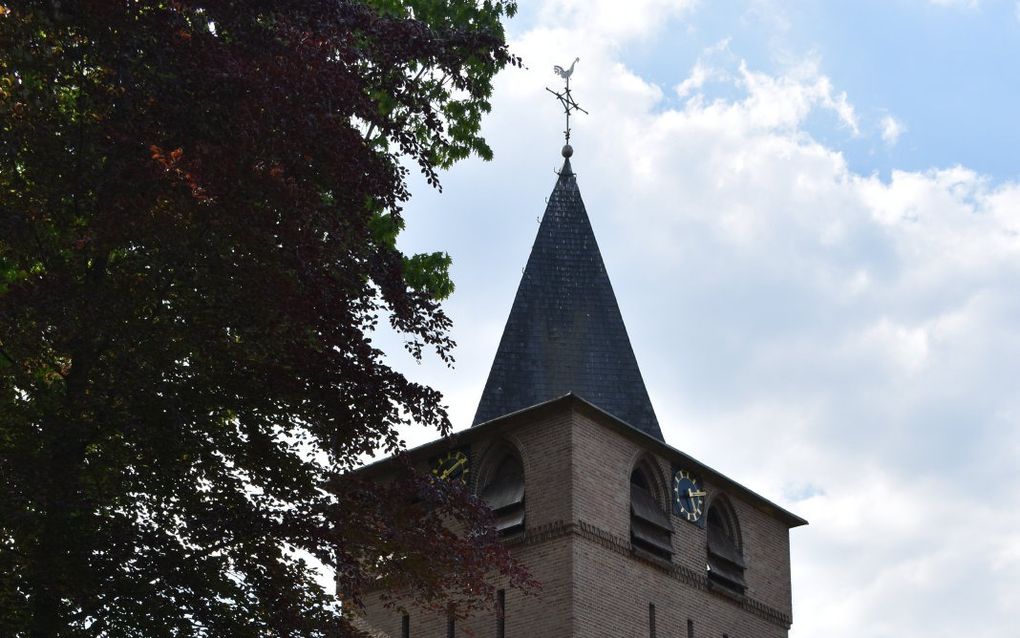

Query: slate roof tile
left=472, top=158, right=664, bottom=441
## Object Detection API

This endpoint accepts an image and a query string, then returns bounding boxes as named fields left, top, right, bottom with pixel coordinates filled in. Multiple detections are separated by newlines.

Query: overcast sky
left=379, top=2, right=1020, bottom=636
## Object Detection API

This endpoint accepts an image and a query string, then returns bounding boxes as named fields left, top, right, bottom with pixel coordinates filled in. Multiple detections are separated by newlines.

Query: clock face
left=672, top=469, right=706, bottom=524
left=431, top=449, right=470, bottom=484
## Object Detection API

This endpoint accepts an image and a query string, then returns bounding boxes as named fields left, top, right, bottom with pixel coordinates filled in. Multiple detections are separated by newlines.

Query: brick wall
left=569, top=409, right=793, bottom=616
left=357, top=398, right=797, bottom=637
left=358, top=536, right=572, bottom=638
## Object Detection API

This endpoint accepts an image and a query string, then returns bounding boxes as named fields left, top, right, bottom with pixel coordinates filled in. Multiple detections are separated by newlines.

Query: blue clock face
left=672, top=469, right=706, bottom=524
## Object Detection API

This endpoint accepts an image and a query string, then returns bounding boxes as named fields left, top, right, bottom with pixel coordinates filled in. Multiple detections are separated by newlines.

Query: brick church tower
left=356, top=150, right=806, bottom=637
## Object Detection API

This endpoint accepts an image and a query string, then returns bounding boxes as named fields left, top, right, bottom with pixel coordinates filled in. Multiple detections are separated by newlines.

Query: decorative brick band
left=361, top=519, right=792, bottom=630
left=738, top=595, right=793, bottom=629
left=520, top=519, right=793, bottom=630
left=510, top=519, right=572, bottom=546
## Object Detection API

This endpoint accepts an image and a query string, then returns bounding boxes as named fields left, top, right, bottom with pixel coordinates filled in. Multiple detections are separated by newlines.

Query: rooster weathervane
left=546, top=57, right=588, bottom=156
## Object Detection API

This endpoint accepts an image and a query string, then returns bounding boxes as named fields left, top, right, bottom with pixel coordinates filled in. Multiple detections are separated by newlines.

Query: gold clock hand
left=688, top=489, right=706, bottom=498
left=442, top=456, right=467, bottom=479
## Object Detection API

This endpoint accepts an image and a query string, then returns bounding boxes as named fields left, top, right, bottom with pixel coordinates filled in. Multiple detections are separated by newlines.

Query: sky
left=378, top=1, right=1020, bottom=636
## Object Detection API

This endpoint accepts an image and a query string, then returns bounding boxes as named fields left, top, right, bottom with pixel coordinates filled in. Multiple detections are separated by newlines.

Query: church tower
left=357, top=90, right=805, bottom=637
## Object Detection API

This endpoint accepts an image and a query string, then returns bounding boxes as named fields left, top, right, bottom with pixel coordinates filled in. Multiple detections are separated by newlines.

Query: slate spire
left=472, top=156, right=664, bottom=441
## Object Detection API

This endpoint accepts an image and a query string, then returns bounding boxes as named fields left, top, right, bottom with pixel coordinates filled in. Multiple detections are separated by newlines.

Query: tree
left=0, top=1, right=531, bottom=635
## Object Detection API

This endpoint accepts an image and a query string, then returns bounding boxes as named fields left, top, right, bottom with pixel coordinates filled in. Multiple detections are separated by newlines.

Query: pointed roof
left=472, top=157, right=663, bottom=441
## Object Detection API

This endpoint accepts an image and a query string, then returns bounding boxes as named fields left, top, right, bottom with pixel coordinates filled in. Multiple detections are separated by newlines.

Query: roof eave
left=353, top=394, right=808, bottom=529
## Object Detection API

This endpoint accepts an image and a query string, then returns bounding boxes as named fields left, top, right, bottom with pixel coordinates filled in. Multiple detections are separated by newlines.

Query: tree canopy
left=0, top=1, right=529, bottom=635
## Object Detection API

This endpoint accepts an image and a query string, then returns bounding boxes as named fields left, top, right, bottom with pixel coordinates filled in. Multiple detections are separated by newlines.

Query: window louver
left=481, top=457, right=525, bottom=536
left=707, top=507, right=746, bottom=594
left=630, top=483, right=672, bottom=559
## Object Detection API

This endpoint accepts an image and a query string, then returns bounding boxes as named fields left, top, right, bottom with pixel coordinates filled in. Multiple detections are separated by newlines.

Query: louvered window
left=481, top=457, right=525, bottom=536
left=706, top=503, right=746, bottom=595
left=630, top=470, right=672, bottom=560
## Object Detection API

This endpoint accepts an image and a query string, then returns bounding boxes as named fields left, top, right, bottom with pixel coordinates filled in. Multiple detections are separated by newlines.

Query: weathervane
left=546, top=57, right=588, bottom=157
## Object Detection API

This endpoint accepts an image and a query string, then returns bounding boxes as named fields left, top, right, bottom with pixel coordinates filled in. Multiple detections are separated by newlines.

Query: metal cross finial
left=546, top=57, right=588, bottom=155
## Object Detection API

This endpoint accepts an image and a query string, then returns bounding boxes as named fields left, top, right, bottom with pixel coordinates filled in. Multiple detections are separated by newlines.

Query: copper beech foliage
left=0, top=1, right=534, bottom=635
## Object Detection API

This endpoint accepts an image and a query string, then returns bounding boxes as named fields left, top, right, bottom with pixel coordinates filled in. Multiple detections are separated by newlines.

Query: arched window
left=480, top=455, right=525, bottom=536
left=706, top=497, right=745, bottom=595
left=630, top=467, right=672, bottom=560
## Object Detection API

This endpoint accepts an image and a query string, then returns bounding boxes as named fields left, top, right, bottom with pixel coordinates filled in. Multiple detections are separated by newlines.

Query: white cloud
left=675, top=61, right=712, bottom=98
left=881, top=114, right=905, bottom=145
left=675, top=37, right=734, bottom=99
left=737, top=59, right=859, bottom=133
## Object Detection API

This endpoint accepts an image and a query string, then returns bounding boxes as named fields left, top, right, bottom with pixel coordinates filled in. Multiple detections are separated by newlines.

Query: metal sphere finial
left=561, top=144, right=574, bottom=158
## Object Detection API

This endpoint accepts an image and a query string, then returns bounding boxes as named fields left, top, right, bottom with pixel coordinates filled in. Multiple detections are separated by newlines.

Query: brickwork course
left=356, top=155, right=806, bottom=637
